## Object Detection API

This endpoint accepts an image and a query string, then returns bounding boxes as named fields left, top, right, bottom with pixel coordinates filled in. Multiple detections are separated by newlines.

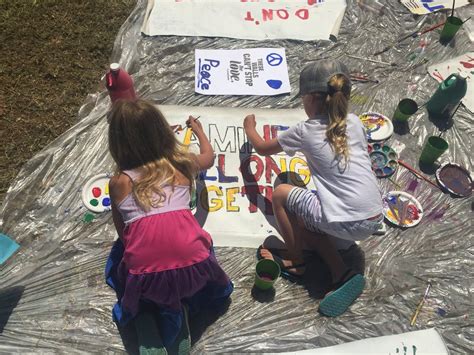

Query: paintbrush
left=387, top=199, right=399, bottom=223
left=398, top=199, right=410, bottom=226
left=410, top=282, right=432, bottom=326
left=350, top=74, right=380, bottom=83
left=373, top=21, right=446, bottom=56
left=398, top=160, right=443, bottom=191
left=171, top=116, right=201, bottom=132
left=347, top=54, right=396, bottom=66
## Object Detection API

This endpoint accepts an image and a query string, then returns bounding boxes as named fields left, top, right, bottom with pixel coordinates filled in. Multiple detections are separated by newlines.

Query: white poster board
left=195, top=48, right=291, bottom=96
left=400, top=0, right=470, bottom=14
left=142, top=0, right=347, bottom=41
left=428, top=52, right=474, bottom=113
left=275, top=328, right=448, bottom=354
left=159, top=105, right=313, bottom=248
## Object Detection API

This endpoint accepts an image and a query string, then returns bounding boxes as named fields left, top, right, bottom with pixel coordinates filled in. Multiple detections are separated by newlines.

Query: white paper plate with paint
left=382, top=191, right=423, bottom=228
left=82, top=173, right=112, bottom=213
left=359, top=111, right=394, bottom=142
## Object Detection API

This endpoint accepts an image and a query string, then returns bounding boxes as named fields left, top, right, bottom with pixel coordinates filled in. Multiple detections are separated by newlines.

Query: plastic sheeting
left=1, top=0, right=473, bottom=353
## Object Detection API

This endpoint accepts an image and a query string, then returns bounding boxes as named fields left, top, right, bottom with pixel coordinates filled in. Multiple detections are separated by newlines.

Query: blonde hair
left=108, top=100, right=196, bottom=210
left=321, top=74, right=351, bottom=163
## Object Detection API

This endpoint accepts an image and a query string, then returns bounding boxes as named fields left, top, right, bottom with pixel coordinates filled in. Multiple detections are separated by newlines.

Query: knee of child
left=273, top=184, right=293, bottom=204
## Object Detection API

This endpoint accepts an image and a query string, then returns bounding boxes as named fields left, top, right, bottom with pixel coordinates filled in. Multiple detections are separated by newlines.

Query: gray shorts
left=286, top=187, right=383, bottom=246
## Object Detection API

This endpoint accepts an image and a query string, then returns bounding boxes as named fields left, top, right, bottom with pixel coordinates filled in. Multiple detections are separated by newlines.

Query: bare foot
left=259, top=248, right=306, bottom=276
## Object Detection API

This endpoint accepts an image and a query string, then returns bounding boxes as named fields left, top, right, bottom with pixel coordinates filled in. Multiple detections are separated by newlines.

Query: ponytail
left=325, top=74, right=351, bottom=163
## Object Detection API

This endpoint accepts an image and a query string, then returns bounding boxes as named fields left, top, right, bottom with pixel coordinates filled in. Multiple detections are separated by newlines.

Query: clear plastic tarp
left=1, top=0, right=472, bottom=353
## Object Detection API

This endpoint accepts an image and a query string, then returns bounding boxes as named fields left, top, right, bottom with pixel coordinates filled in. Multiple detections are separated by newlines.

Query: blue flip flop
left=318, top=273, right=365, bottom=317
left=256, top=245, right=305, bottom=283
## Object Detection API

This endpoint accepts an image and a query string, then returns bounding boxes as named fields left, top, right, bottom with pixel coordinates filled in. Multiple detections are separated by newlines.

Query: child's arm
left=244, top=114, right=283, bottom=156
left=186, top=116, right=215, bottom=170
left=109, top=175, right=130, bottom=240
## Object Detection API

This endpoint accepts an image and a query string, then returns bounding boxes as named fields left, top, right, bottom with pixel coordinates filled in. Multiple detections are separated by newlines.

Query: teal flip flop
left=318, top=273, right=365, bottom=317
left=167, top=305, right=191, bottom=355
left=0, top=233, right=19, bottom=265
left=134, top=312, right=168, bottom=355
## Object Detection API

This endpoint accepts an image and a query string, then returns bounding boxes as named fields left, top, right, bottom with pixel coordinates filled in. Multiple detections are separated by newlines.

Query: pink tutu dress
left=105, top=169, right=233, bottom=345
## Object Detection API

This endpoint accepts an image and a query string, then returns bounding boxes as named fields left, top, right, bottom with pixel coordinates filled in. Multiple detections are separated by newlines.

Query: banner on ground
left=195, top=48, right=291, bottom=96
left=159, top=105, right=313, bottom=248
left=401, top=0, right=470, bottom=14
left=142, top=0, right=347, bottom=41
left=428, top=52, right=474, bottom=113
left=276, top=328, right=448, bottom=354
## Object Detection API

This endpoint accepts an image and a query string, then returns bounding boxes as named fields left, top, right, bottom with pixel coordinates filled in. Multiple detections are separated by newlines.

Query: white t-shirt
left=277, top=113, right=382, bottom=223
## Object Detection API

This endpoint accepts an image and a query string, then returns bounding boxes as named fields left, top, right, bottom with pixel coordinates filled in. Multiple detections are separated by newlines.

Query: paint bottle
left=105, top=63, right=137, bottom=103
left=426, top=73, right=467, bottom=119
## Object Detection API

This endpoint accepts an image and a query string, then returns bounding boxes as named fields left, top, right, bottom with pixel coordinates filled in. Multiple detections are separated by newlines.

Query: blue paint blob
left=437, top=307, right=447, bottom=316
left=266, top=79, right=283, bottom=89
left=102, top=197, right=111, bottom=207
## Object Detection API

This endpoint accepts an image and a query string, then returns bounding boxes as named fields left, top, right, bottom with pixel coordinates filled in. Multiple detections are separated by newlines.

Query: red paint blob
left=92, top=187, right=101, bottom=198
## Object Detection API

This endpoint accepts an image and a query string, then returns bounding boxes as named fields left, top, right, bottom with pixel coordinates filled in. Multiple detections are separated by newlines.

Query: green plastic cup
left=439, top=16, right=463, bottom=44
left=254, top=259, right=280, bottom=290
left=419, top=136, right=449, bottom=165
left=393, top=99, right=418, bottom=122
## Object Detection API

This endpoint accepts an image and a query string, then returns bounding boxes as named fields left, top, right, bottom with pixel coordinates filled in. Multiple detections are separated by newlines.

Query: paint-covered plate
left=82, top=173, right=112, bottom=213
left=382, top=191, right=423, bottom=228
left=436, top=163, right=472, bottom=197
left=359, top=111, right=394, bottom=142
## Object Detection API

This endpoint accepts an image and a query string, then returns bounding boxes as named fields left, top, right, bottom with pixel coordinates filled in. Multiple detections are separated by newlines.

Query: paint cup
left=254, top=259, right=280, bottom=291
left=439, top=16, right=463, bottom=44
left=419, top=136, right=449, bottom=166
left=393, top=99, right=418, bottom=122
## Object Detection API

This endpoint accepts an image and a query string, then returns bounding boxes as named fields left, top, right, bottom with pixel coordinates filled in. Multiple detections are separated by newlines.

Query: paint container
left=105, top=63, right=137, bottom=103
left=369, top=143, right=398, bottom=178
left=419, top=136, right=449, bottom=166
left=393, top=99, right=418, bottom=122
left=439, top=16, right=463, bottom=44
left=426, top=73, right=467, bottom=120
left=255, top=259, right=280, bottom=291
left=436, top=163, right=472, bottom=197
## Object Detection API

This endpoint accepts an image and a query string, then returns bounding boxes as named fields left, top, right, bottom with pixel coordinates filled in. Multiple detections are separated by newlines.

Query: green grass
left=0, top=0, right=136, bottom=203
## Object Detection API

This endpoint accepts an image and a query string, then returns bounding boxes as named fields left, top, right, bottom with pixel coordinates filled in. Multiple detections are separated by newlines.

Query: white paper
left=142, top=0, right=347, bottom=41
left=400, top=0, right=471, bottom=14
left=275, top=328, right=448, bottom=354
left=159, top=105, right=314, bottom=248
left=195, top=48, right=291, bottom=96
left=427, top=52, right=474, bottom=113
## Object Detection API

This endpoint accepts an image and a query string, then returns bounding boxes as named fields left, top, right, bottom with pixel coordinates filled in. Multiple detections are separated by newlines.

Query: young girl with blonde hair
left=105, top=99, right=233, bottom=353
left=243, top=60, right=382, bottom=317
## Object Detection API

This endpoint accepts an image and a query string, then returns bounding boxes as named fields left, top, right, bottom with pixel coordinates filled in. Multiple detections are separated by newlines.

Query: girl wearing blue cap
left=243, top=60, right=383, bottom=317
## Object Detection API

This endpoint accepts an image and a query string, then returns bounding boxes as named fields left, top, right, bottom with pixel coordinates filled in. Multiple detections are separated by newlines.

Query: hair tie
left=327, top=84, right=342, bottom=96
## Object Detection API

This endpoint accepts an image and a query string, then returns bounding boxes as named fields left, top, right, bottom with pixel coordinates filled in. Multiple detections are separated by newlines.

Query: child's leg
left=267, top=184, right=351, bottom=283
left=260, top=184, right=305, bottom=273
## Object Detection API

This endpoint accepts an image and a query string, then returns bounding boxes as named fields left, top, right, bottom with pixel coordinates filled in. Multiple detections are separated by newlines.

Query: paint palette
left=359, top=111, right=394, bottom=142
left=436, top=163, right=473, bottom=198
left=82, top=173, right=112, bottom=213
left=368, top=143, right=398, bottom=178
left=383, top=191, right=423, bottom=228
